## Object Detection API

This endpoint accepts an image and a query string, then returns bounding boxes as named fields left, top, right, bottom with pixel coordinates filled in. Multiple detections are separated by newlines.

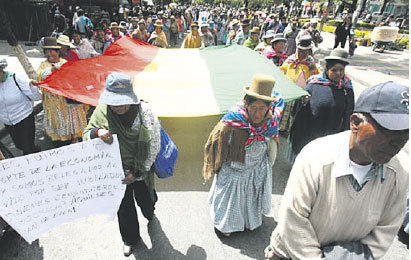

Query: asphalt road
left=0, top=32, right=409, bottom=260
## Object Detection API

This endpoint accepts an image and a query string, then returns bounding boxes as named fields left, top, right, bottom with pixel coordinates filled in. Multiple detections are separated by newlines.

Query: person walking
left=265, top=82, right=409, bottom=260
left=83, top=73, right=161, bottom=257
left=334, top=16, right=353, bottom=49
left=286, top=49, right=354, bottom=163
left=204, top=74, right=284, bottom=237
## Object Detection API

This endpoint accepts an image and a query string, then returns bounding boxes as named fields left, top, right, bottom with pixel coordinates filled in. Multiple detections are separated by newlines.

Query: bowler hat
left=42, top=37, right=61, bottom=49
left=324, top=48, right=350, bottom=65
left=271, top=33, right=286, bottom=44
left=110, top=22, right=121, bottom=29
left=244, top=74, right=275, bottom=102
left=297, top=35, right=313, bottom=50
left=154, top=20, right=163, bottom=27
left=241, top=19, right=250, bottom=27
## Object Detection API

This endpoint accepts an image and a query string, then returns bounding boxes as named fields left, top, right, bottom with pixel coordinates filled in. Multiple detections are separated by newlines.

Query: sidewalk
left=317, top=32, right=409, bottom=96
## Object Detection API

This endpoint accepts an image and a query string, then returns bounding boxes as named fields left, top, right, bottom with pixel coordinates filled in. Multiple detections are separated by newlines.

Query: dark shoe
left=123, top=244, right=133, bottom=257
left=214, top=227, right=231, bottom=238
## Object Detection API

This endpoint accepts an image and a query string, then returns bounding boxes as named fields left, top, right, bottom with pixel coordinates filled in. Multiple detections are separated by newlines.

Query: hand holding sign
left=0, top=135, right=126, bottom=244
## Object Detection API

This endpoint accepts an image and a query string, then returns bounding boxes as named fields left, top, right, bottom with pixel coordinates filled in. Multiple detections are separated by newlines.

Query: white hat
left=57, top=35, right=76, bottom=49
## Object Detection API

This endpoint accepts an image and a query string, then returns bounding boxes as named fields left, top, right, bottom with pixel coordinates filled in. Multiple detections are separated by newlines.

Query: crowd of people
left=0, top=3, right=409, bottom=259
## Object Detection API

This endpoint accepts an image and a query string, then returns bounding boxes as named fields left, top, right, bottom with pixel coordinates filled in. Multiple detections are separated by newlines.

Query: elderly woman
left=182, top=22, right=202, bottom=48
left=279, top=35, right=319, bottom=133
left=83, top=73, right=161, bottom=257
left=37, top=37, right=89, bottom=146
left=254, top=29, right=274, bottom=54
left=204, top=74, right=284, bottom=237
left=132, top=20, right=150, bottom=42
left=57, top=34, right=80, bottom=61
left=287, top=49, right=354, bottom=163
left=0, top=59, right=41, bottom=155
left=148, top=20, right=168, bottom=48
left=263, top=33, right=287, bottom=66
left=284, top=21, right=300, bottom=56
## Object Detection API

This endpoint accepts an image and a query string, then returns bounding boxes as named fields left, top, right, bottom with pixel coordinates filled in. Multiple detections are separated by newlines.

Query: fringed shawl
left=202, top=121, right=249, bottom=180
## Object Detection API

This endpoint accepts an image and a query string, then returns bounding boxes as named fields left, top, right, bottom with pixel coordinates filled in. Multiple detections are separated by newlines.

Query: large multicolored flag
left=38, top=37, right=307, bottom=117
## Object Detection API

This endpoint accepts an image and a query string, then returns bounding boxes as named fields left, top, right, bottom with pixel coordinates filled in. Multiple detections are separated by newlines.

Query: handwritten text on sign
left=0, top=135, right=126, bottom=244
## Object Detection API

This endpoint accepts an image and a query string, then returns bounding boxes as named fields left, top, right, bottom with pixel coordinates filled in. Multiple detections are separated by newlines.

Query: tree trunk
left=0, top=6, right=37, bottom=79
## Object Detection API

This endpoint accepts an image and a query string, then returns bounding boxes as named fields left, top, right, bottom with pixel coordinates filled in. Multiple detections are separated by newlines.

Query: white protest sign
left=0, top=135, right=126, bottom=244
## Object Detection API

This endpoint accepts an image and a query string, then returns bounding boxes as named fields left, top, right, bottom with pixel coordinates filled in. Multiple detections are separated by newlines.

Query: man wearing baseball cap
left=265, top=82, right=409, bottom=259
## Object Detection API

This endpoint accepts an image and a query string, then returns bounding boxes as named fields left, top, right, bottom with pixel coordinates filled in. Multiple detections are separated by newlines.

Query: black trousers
left=117, top=180, right=156, bottom=245
left=334, top=36, right=348, bottom=49
left=5, top=112, right=39, bottom=155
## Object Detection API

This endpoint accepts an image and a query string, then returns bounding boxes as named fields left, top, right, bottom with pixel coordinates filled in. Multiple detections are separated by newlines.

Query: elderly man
left=265, top=82, right=409, bottom=259
left=232, top=19, right=251, bottom=45
left=297, top=18, right=323, bottom=47
left=72, top=31, right=99, bottom=59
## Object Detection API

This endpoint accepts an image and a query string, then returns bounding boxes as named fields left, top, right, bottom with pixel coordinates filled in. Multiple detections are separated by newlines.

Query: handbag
left=138, top=104, right=178, bottom=178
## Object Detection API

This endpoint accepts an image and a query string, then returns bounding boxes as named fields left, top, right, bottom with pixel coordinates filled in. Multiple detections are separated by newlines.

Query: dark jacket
left=334, top=22, right=352, bottom=40
left=290, top=76, right=354, bottom=155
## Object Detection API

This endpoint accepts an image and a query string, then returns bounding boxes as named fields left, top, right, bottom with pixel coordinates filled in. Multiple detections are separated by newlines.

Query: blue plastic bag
left=154, top=127, right=178, bottom=178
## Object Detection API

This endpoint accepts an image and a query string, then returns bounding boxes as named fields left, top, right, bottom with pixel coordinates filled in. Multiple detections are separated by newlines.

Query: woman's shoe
left=214, top=227, right=231, bottom=237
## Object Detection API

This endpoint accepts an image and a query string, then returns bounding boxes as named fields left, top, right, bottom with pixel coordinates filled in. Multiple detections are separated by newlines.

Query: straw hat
left=244, top=74, right=275, bottom=102
left=324, top=48, right=350, bottom=65
left=57, top=35, right=75, bottom=49
left=154, top=20, right=163, bottom=27
left=191, top=22, right=199, bottom=28
left=99, top=73, right=139, bottom=106
left=231, top=19, right=239, bottom=26
left=42, top=37, right=61, bottom=49
left=110, top=22, right=121, bottom=29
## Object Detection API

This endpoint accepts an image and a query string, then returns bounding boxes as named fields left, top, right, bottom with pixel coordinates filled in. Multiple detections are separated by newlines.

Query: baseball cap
left=354, top=81, right=409, bottom=130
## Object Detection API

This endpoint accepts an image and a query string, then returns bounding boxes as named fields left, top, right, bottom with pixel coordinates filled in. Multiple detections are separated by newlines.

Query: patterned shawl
left=263, top=47, right=288, bottom=64
left=308, top=72, right=353, bottom=90
left=283, top=53, right=315, bottom=69
left=221, top=92, right=284, bottom=147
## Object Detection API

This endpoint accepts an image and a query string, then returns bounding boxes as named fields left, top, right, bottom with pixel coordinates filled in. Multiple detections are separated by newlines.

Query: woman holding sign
left=83, top=73, right=161, bottom=257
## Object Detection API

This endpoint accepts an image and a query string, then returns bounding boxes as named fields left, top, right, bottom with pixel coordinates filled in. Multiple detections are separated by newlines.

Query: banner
left=0, top=136, right=126, bottom=244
